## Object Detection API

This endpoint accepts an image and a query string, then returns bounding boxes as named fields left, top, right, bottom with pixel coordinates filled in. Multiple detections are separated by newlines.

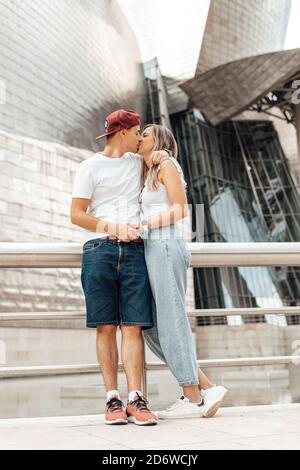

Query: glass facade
left=143, top=59, right=170, bottom=128
left=170, top=110, right=300, bottom=326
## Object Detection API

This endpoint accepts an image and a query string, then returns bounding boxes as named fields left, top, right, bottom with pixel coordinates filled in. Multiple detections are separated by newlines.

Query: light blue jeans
left=142, top=225, right=199, bottom=387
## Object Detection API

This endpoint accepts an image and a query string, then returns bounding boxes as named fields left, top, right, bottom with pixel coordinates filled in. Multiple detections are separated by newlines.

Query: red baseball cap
left=96, top=109, right=141, bottom=140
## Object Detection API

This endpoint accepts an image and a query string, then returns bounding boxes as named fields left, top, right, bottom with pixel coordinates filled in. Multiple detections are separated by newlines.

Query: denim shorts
left=81, top=238, right=153, bottom=329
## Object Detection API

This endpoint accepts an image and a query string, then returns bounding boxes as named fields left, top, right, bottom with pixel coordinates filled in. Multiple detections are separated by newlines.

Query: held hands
left=112, top=223, right=142, bottom=242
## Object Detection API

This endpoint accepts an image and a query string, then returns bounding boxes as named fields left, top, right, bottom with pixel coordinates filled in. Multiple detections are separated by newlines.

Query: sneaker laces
left=130, top=393, right=151, bottom=413
left=106, top=397, right=124, bottom=413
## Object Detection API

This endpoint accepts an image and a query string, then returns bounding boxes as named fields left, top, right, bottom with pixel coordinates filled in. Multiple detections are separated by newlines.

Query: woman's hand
left=148, top=150, right=170, bottom=168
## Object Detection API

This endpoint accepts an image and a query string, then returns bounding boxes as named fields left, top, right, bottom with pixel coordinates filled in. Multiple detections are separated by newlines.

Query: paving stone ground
left=0, top=403, right=299, bottom=450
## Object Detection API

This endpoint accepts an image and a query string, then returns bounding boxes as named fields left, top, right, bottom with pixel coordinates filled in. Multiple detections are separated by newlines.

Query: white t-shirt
left=72, top=152, right=143, bottom=242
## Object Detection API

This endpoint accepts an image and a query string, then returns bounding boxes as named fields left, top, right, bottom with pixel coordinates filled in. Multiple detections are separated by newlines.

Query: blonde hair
left=142, top=124, right=179, bottom=191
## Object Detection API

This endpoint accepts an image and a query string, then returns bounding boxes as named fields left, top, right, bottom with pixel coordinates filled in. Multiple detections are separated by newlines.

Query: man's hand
left=122, top=223, right=143, bottom=242
left=148, top=150, right=170, bottom=168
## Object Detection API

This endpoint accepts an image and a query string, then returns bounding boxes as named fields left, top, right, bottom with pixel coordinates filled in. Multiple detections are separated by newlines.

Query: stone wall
left=0, top=130, right=90, bottom=312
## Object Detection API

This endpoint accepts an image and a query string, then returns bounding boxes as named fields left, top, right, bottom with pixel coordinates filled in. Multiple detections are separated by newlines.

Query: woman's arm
left=145, top=160, right=189, bottom=231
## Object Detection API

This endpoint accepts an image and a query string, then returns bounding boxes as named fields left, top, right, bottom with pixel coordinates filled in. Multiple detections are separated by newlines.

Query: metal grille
left=171, top=111, right=300, bottom=326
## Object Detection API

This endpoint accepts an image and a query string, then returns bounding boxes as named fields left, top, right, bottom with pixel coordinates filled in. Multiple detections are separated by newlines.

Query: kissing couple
left=71, top=108, right=228, bottom=425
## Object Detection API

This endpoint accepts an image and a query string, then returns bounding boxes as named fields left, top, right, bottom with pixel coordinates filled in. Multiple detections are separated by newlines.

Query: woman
left=138, top=124, right=228, bottom=419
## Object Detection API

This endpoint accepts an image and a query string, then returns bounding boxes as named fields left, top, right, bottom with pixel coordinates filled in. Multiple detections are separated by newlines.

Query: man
left=71, top=109, right=169, bottom=426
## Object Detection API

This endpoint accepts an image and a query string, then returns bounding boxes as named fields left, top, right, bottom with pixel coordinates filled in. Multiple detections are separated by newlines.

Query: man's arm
left=70, top=198, right=141, bottom=241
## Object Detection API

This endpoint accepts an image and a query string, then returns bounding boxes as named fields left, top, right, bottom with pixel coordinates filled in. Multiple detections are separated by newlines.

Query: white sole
left=158, top=412, right=203, bottom=420
left=105, top=419, right=128, bottom=425
left=127, top=415, right=158, bottom=426
left=202, top=400, right=222, bottom=418
left=202, top=389, right=228, bottom=418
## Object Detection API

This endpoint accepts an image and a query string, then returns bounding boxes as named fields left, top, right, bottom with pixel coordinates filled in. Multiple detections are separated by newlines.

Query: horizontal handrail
left=188, top=307, right=300, bottom=317
left=0, top=307, right=300, bottom=321
left=1, top=243, right=300, bottom=396
left=1, top=242, right=300, bottom=267
left=0, top=356, right=299, bottom=379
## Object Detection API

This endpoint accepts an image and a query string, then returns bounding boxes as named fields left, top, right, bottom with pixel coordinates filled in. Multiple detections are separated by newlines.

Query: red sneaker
left=126, top=393, right=158, bottom=426
left=105, top=396, right=128, bottom=425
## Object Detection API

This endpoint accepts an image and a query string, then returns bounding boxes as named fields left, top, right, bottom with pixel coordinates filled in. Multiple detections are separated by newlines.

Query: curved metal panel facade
left=197, top=0, right=291, bottom=74
left=0, top=0, right=146, bottom=151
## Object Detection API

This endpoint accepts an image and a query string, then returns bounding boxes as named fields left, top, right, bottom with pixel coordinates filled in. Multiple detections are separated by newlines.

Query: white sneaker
left=201, top=385, right=228, bottom=418
left=157, top=396, right=204, bottom=419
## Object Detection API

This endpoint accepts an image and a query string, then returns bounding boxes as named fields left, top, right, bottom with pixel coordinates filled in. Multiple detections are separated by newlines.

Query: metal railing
left=1, top=306, right=300, bottom=321
left=1, top=241, right=300, bottom=267
left=1, top=242, right=300, bottom=396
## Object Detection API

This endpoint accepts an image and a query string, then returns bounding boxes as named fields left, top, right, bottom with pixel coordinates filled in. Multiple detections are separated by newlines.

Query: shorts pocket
left=83, top=239, right=106, bottom=253
left=133, top=243, right=145, bottom=254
